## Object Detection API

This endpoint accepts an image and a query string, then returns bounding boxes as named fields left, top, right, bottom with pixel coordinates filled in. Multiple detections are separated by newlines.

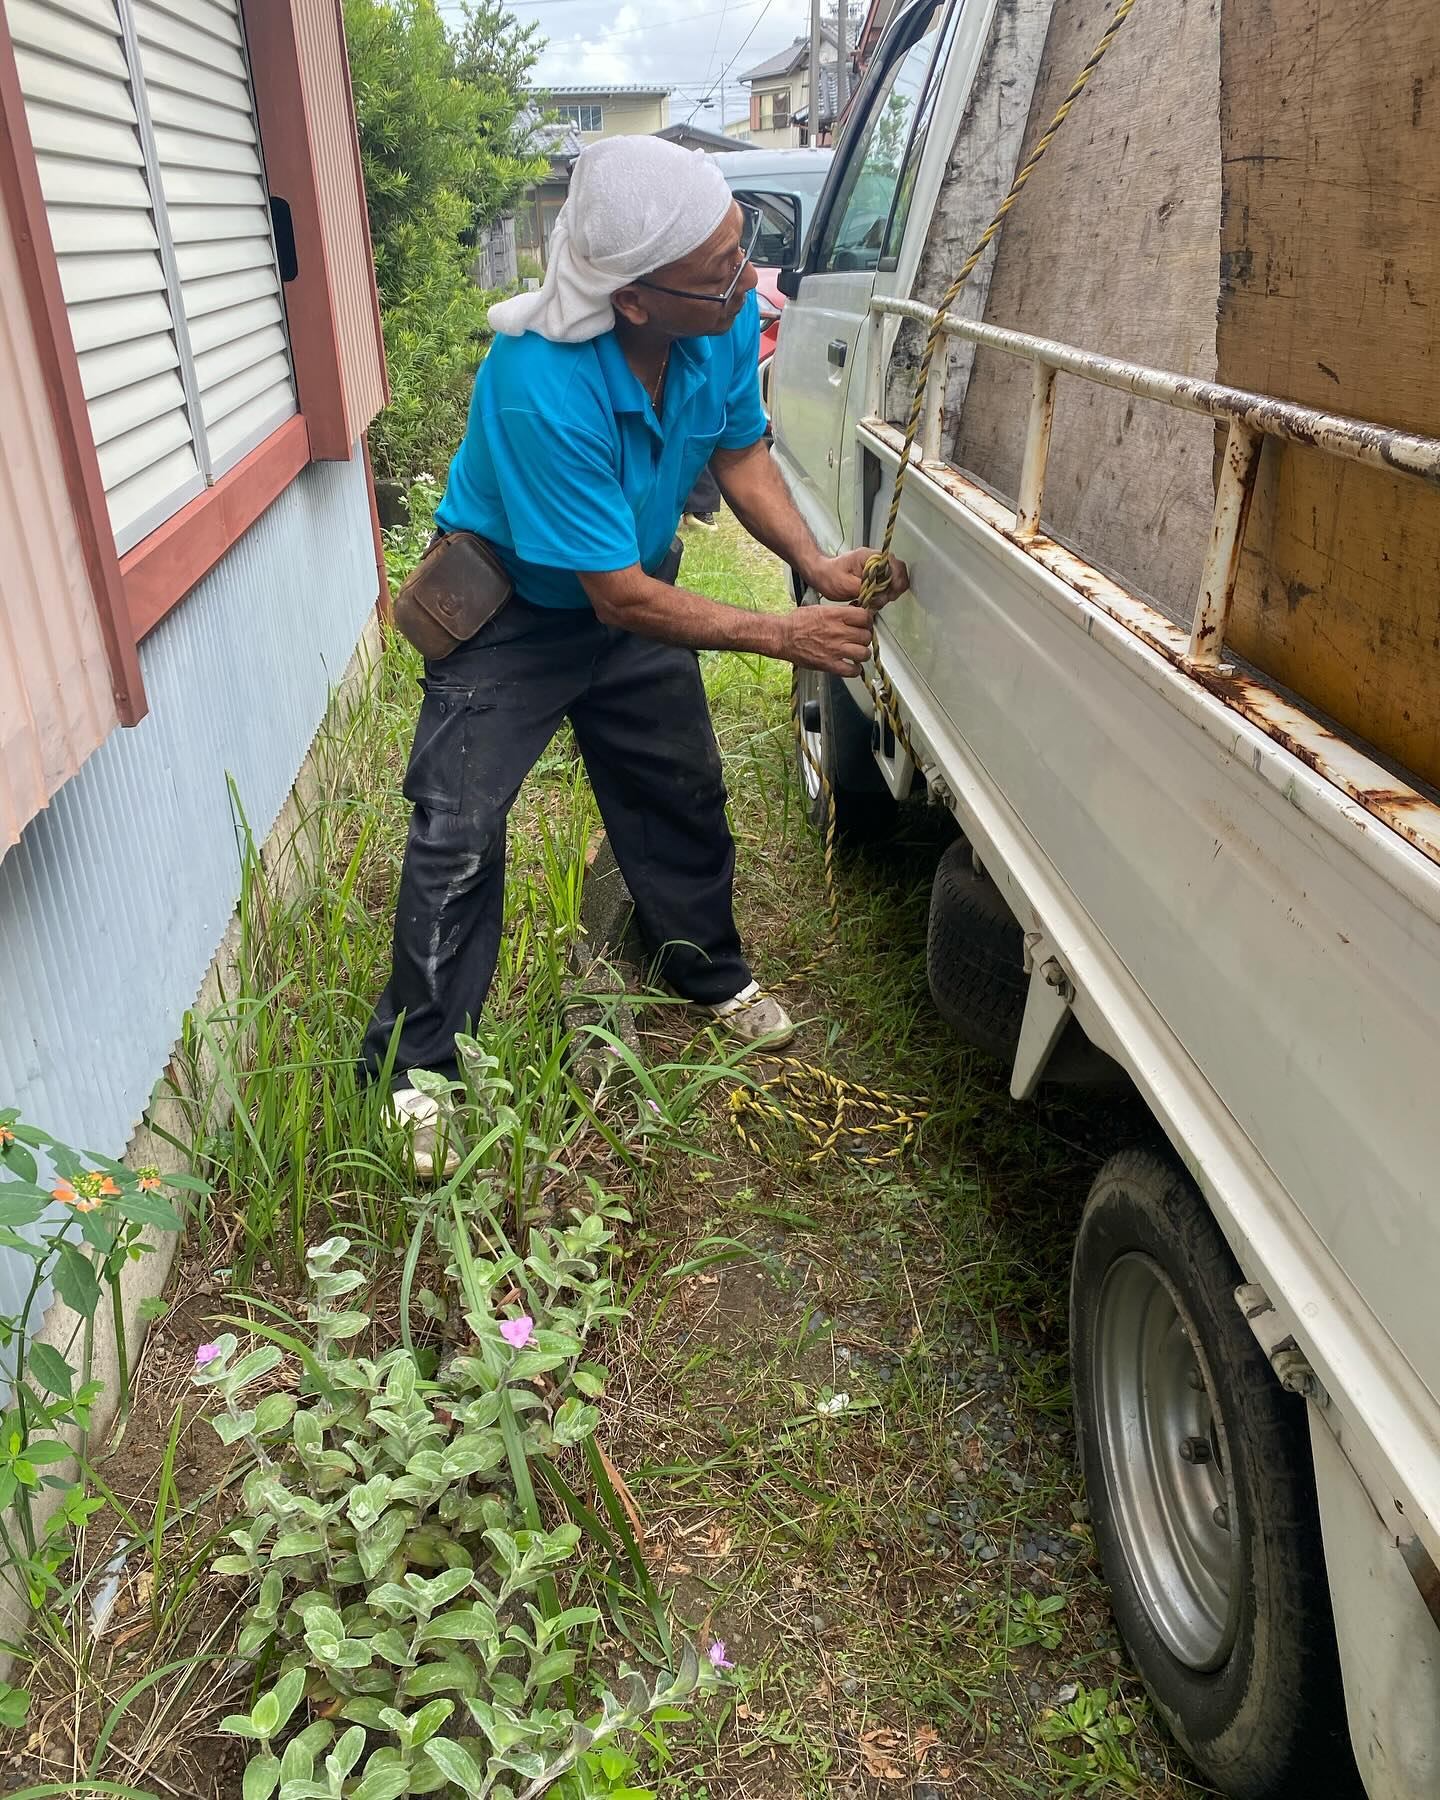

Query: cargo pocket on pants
left=402, top=682, right=494, bottom=814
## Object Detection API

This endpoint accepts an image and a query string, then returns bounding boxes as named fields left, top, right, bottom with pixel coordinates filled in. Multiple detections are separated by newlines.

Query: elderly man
left=363, top=135, right=906, bottom=1172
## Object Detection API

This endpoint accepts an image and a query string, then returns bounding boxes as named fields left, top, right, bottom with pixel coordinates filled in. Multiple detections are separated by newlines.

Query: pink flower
left=707, top=1640, right=734, bottom=1670
left=500, top=1316, right=535, bottom=1350
left=194, top=1342, right=222, bottom=1368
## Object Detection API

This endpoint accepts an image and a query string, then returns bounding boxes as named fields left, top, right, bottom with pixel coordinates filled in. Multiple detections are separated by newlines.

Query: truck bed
left=859, top=410, right=1440, bottom=1572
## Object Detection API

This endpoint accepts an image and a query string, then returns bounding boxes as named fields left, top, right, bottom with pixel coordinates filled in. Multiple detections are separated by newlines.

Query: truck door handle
left=827, top=338, right=848, bottom=367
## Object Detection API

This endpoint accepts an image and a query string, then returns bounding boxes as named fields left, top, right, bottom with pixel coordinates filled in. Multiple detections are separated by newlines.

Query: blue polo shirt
left=435, top=289, right=768, bottom=609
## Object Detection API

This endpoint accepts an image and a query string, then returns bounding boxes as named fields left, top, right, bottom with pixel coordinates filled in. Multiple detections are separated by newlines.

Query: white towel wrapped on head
left=489, top=135, right=734, bottom=344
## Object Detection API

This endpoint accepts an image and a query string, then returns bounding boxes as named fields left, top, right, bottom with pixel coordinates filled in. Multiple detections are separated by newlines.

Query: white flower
left=816, top=1392, right=850, bottom=1416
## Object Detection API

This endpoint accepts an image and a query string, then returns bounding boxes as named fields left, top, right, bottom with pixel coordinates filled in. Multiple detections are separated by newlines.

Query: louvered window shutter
left=131, top=0, right=296, bottom=473
left=10, top=0, right=205, bottom=552
left=10, top=0, right=297, bottom=552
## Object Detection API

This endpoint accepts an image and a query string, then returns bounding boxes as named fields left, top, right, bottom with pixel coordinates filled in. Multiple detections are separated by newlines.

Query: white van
left=768, top=0, right=1440, bottom=1794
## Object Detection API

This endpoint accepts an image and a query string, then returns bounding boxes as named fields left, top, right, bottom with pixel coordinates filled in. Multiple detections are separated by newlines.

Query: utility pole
left=834, top=0, right=848, bottom=118
left=809, top=0, right=823, bottom=145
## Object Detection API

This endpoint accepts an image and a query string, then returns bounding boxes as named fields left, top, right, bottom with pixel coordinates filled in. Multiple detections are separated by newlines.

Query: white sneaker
left=706, top=981, right=796, bottom=1049
left=385, top=1086, right=460, bottom=1180
left=683, top=512, right=719, bottom=532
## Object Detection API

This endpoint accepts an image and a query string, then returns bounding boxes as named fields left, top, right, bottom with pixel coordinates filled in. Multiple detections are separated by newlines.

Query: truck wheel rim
left=798, top=672, right=824, bottom=802
left=1094, top=1251, right=1240, bottom=1670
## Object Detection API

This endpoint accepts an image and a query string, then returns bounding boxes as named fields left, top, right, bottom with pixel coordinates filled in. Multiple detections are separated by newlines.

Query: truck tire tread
left=926, top=841, right=1027, bottom=1059
left=1071, top=1148, right=1360, bottom=1799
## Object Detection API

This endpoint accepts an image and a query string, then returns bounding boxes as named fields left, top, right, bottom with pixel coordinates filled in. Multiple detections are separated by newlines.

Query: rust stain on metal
left=1400, top=1534, right=1440, bottom=1631
left=866, top=422, right=1440, bottom=871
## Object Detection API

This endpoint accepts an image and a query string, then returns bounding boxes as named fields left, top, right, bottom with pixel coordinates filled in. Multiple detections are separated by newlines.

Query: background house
left=730, top=31, right=844, bottom=148
left=852, top=0, right=903, bottom=83
left=513, top=83, right=674, bottom=265
left=512, top=112, right=584, bottom=263
left=0, top=0, right=386, bottom=1318
left=542, top=83, right=671, bottom=144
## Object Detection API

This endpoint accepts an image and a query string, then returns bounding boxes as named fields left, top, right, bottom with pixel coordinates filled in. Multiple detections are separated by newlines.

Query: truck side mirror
left=777, top=265, right=802, bottom=300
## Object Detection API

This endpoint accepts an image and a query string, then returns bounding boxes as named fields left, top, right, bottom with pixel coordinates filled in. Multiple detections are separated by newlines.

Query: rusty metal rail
left=866, top=296, right=1440, bottom=671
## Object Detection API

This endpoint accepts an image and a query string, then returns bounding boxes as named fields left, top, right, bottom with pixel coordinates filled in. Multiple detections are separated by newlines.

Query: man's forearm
left=580, top=568, right=788, bottom=655
left=710, top=442, right=824, bottom=585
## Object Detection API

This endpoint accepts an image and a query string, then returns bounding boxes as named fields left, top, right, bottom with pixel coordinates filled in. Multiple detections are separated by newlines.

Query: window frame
left=0, top=0, right=386, bottom=668
left=557, top=102, right=603, bottom=132
left=759, top=87, right=791, bottom=131
left=804, top=0, right=952, bottom=277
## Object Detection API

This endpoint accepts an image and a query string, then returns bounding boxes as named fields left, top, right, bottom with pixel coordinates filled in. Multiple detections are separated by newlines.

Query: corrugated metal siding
left=0, top=447, right=373, bottom=1320
left=0, top=159, right=120, bottom=853
left=296, top=0, right=386, bottom=443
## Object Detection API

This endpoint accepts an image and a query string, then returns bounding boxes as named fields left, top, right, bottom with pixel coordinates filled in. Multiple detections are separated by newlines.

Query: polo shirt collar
left=593, top=327, right=715, bottom=435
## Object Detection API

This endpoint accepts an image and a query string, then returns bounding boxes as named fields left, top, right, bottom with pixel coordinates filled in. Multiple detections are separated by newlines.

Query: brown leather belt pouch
left=392, top=530, right=514, bottom=662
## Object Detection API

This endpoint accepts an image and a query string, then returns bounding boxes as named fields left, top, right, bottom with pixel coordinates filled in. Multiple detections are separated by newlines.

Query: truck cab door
left=769, top=0, right=954, bottom=552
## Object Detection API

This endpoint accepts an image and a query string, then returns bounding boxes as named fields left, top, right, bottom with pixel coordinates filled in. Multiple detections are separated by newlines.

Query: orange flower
left=53, top=1180, right=103, bottom=1212
left=138, top=1175, right=162, bottom=1193
left=0, top=1127, right=14, bottom=1148
left=97, top=1176, right=120, bottom=1196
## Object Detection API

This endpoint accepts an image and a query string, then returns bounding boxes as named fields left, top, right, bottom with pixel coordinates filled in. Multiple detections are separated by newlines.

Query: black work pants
left=685, top=461, right=722, bottom=518
left=362, top=591, right=750, bottom=1085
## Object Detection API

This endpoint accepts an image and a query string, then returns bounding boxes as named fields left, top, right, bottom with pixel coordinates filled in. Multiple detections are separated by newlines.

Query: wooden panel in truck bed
left=1218, top=0, right=1440, bottom=790
left=949, top=0, right=1222, bottom=621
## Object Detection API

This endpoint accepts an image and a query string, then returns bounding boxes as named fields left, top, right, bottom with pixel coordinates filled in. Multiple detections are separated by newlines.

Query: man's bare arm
left=710, top=439, right=910, bottom=603
left=578, top=566, right=876, bottom=676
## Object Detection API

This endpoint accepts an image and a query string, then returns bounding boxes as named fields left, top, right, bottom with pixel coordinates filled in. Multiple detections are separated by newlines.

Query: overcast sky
left=436, top=0, right=815, bottom=131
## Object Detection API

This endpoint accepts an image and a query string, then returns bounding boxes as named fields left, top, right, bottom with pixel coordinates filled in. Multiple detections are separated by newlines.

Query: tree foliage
left=343, top=0, right=547, bottom=478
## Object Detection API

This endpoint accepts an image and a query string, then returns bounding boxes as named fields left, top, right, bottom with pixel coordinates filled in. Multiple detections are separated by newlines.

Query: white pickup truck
left=768, top=0, right=1440, bottom=1794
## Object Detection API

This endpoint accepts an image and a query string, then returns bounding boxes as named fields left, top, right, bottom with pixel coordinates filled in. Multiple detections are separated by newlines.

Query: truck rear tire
left=792, top=663, right=897, bottom=844
left=1070, top=1149, right=1360, bottom=1799
left=925, top=840, right=1028, bottom=1059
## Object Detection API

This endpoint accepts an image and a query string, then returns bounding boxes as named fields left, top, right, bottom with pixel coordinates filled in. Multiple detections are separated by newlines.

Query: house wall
left=747, top=73, right=807, bottom=148
left=549, top=92, right=669, bottom=141
left=0, top=446, right=375, bottom=1323
left=295, top=0, right=388, bottom=446
left=249, top=0, right=388, bottom=459
left=0, top=178, right=119, bottom=853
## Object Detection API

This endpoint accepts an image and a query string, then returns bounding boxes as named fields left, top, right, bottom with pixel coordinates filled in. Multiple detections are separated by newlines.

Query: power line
left=688, top=0, right=733, bottom=124
left=685, top=0, right=783, bottom=117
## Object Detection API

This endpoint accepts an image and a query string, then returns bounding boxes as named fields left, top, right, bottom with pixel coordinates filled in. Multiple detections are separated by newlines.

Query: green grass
left=8, top=509, right=1207, bottom=1799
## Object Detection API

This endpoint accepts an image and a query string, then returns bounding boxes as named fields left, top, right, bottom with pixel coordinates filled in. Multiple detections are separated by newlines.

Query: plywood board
left=1218, top=0, right=1440, bottom=789
left=887, top=0, right=1055, bottom=425
left=951, top=0, right=1222, bottom=620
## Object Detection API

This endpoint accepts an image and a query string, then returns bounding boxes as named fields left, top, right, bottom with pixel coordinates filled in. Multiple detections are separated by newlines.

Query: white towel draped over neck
left=488, top=135, right=734, bottom=344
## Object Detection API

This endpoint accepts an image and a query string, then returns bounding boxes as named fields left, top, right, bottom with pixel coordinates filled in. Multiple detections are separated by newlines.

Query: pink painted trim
left=0, top=11, right=146, bottom=725
left=245, top=2, right=350, bottom=459
left=121, top=416, right=312, bottom=640
left=332, top=0, right=389, bottom=413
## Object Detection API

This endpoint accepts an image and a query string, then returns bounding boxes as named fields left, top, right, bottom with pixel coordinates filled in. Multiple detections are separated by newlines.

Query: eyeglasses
left=636, top=205, right=762, bottom=306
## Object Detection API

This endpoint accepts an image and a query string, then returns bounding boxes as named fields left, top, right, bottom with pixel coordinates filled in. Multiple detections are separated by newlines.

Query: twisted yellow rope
left=856, top=0, right=1143, bottom=758
left=859, top=0, right=1143, bottom=612
left=737, top=0, right=1142, bottom=1167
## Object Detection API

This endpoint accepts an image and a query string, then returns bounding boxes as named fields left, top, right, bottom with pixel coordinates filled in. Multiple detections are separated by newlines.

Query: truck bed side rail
left=867, top=297, right=1440, bottom=672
